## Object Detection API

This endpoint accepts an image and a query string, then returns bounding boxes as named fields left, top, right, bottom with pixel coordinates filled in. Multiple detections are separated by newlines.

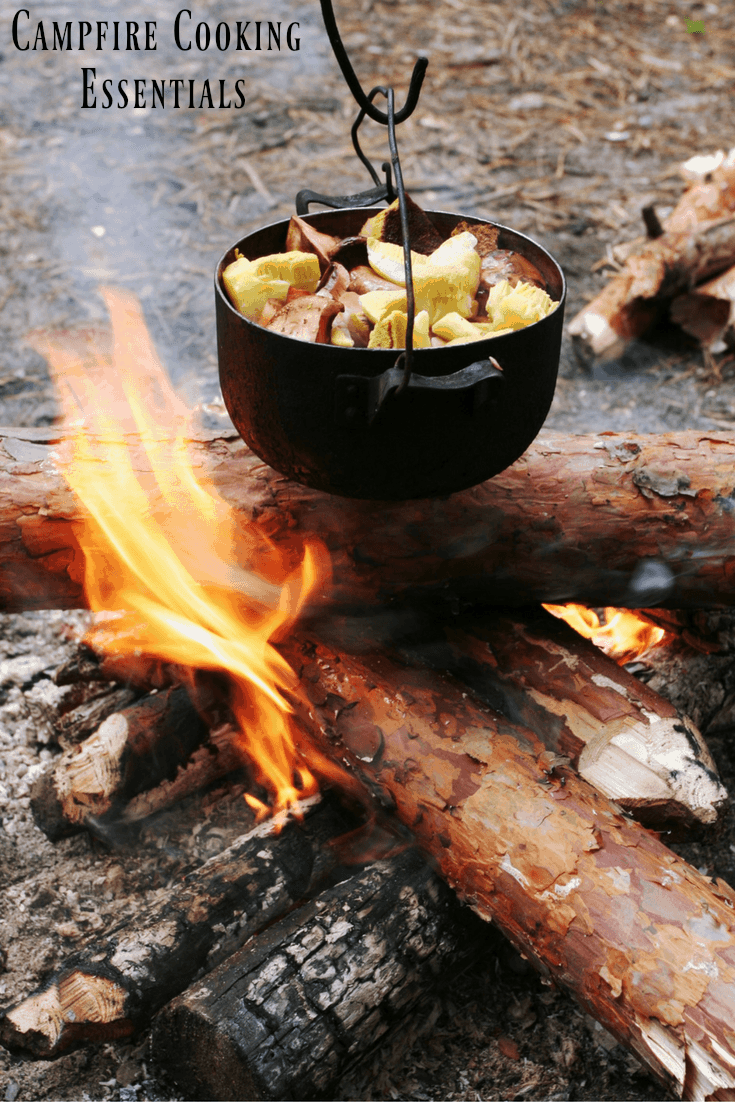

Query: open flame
left=542, top=603, right=670, bottom=664
left=31, top=288, right=327, bottom=819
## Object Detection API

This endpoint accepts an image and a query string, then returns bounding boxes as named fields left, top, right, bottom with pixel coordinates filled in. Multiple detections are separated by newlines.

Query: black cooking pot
left=215, top=207, right=566, bottom=500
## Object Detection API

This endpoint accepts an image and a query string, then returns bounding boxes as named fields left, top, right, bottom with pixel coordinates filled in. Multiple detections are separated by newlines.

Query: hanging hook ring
left=320, top=0, right=428, bottom=125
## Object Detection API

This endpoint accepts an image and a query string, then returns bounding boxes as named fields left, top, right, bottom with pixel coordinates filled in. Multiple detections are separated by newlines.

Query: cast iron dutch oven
left=216, top=206, right=566, bottom=500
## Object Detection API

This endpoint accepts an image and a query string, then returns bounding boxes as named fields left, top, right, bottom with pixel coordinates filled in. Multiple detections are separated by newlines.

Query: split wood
left=1, top=425, right=735, bottom=611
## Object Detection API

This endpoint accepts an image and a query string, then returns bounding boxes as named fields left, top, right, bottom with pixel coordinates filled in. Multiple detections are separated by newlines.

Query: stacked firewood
left=569, top=147, right=735, bottom=360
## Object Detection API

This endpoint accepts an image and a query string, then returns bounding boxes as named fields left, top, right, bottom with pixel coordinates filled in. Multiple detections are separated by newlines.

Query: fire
left=31, top=288, right=327, bottom=818
left=542, top=603, right=670, bottom=664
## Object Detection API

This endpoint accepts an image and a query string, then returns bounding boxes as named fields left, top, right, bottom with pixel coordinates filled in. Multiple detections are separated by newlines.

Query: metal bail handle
left=334, top=358, right=505, bottom=427
left=298, top=0, right=431, bottom=397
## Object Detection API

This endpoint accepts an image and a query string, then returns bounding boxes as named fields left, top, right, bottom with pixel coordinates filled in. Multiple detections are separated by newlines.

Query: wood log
left=568, top=215, right=735, bottom=358
left=53, top=684, right=140, bottom=749
left=398, top=607, right=727, bottom=835
left=151, top=850, right=479, bottom=1102
left=2, top=425, right=735, bottom=611
left=30, top=686, right=211, bottom=840
left=280, top=632, right=735, bottom=1100
left=0, top=795, right=354, bottom=1058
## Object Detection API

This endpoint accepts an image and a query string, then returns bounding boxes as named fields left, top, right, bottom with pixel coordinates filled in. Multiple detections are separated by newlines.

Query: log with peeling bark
left=29, top=685, right=213, bottom=840
left=151, top=850, right=478, bottom=1102
left=2, top=425, right=735, bottom=611
left=278, top=632, right=735, bottom=1101
left=568, top=215, right=735, bottom=358
left=402, top=608, right=727, bottom=834
left=0, top=796, right=356, bottom=1058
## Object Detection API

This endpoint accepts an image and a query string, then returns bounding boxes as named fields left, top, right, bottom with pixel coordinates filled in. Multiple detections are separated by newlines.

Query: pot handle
left=335, top=357, right=504, bottom=426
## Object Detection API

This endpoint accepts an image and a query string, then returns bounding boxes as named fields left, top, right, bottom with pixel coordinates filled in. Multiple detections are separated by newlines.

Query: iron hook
left=319, top=0, right=428, bottom=125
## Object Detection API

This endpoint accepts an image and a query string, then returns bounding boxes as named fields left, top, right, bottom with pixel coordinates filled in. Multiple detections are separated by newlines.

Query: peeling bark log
left=30, top=686, right=211, bottom=840
left=568, top=216, right=735, bottom=358
left=151, top=850, right=478, bottom=1102
left=401, top=608, right=727, bottom=835
left=281, top=633, right=735, bottom=1101
left=2, top=425, right=735, bottom=611
left=0, top=796, right=353, bottom=1058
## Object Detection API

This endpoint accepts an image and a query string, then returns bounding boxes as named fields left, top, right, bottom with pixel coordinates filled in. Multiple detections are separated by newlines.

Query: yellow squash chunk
left=368, top=309, right=430, bottom=350
left=359, top=288, right=408, bottom=324
left=250, top=250, right=321, bottom=293
left=222, top=257, right=290, bottom=321
left=432, top=312, right=490, bottom=343
left=366, top=238, right=428, bottom=286
left=486, top=279, right=556, bottom=330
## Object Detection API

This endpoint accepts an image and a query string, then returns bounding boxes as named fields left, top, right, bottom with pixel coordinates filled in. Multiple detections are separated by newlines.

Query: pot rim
left=214, top=207, right=567, bottom=357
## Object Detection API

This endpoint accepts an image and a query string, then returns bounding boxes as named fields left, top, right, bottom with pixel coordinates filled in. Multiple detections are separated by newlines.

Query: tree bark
left=400, top=607, right=727, bottom=835
left=2, top=425, right=735, bottom=611
left=0, top=795, right=353, bottom=1058
left=568, top=215, right=735, bottom=358
left=281, top=632, right=735, bottom=1101
left=151, top=849, right=480, bottom=1102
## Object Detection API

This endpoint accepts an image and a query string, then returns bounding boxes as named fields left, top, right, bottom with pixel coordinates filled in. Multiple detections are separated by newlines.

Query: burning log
left=409, top=608, right=727, bottom=834
left=2, top=425, right=735, bottom=611
left=29, top=686, right=213, bottom=840
left=568, top=215, right=735, bottom=358
left=151, top=850, right=476, bottom=1102
left=278, top=633, right=735, bottom=1100
left=0, top=796, right=354, bottom=1058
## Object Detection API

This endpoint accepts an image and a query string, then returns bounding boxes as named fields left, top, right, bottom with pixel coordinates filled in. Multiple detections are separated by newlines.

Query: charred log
left=2, top=426, right=735, bottom=611
left=151, top=850, right=479, bottom=1102
left=280, top=633, right=735, bottom=1100
left=0, top=796, right=353, bottom=1058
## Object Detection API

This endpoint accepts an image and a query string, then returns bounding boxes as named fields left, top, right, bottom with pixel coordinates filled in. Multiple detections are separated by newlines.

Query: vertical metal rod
left=385, top=89, right=415, bottom=388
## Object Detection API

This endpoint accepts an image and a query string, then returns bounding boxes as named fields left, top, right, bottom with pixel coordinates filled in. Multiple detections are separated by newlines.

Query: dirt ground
left=1, top=0, right=735, bottom=1098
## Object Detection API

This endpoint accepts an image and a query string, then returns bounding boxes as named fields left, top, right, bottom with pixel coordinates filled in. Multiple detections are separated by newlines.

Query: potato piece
left=359, top=288, right=408, bottom=324
left=366, top=238, right=428, bottom=286
left=367, top=309, right=430, bottom=350
left=432, top=312, right=490, bottom=343
left=486, top=279, right=556, bottom=330
left=222, top=256, right=290, bottom=321
left=251, top=250, right=321, bottom=293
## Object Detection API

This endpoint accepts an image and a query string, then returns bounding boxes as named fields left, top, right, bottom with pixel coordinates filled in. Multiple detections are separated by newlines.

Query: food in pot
left=221, top=197, right=559, bottom=347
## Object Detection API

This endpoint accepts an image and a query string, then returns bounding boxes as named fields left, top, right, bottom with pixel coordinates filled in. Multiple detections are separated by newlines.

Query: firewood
left=0, top=795, right=354, bottom=1058
left=406, top=608, right=727, bottom=835
left=30, top=686, right=210, bottom=840
left=281, top=632, right=735, bottom=1100
left=53, top=685, right=140, bottom=749
left=670, top=263, right=735, bottom=351
left=568, top=215, right=735, bottom=358
left=151, top=849, right=479, bottom=1102
left=2, top=425, right=735, bottom=612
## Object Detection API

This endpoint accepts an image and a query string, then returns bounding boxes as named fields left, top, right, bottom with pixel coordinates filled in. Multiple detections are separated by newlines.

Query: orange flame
left=542, top=603, right=669, bottom=664
left=32, top=288, right=326, bottom=817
